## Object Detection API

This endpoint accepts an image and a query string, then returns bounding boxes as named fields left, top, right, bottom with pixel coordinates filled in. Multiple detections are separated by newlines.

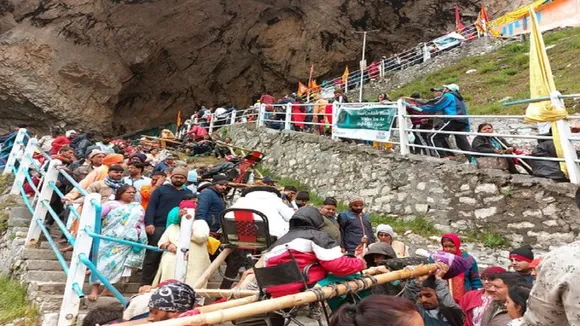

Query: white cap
left=443, top=84, right=460, bottom=92
left=376, top=224, right=396, bottom=238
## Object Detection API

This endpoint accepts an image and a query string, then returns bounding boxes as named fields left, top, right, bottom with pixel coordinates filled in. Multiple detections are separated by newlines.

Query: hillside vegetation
left=385, top=27, right=580, bottom=115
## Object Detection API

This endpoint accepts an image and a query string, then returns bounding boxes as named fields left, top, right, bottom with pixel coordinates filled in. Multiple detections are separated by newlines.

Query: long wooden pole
left=196, top=295, right=259, bottom=313
left=151, top=264, right=438, bottom=326
left=195, top=288, right=258, bottom=298
left=192, top=248, right=233, bottom=289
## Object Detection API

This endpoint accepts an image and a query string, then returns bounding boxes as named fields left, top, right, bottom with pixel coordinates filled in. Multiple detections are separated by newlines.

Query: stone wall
left=229, top=125, right=580, bottom=251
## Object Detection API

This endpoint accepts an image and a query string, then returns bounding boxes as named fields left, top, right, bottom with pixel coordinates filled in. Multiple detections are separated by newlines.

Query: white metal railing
left=319, top=23, right=486, bottom=99
left=1, top=132, right=169, bottom=325
left=200, top=96, right=580, bottom=184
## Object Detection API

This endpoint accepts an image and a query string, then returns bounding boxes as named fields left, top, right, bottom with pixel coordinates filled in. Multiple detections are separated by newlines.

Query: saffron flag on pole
left=309, top=80, right=321, bottom=90
left=177, top=111, right=182, bottom=127
left=526, top=6, right=568, bottom=176
left=297, top=82, right=308, bottom=97
left=455, top=4, right=465, bottom=33
left=475, top=3, right=490, bottom=35
left=342, top=66, right=349, bottom=84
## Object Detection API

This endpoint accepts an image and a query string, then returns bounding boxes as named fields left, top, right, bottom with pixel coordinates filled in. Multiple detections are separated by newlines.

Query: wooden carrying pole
left=195, top=288, right=258, bottom=298
left=151, top=263, right=438, bottom=326
left=192, top=248, right=233, bottom=289
left=196, top=295, right=259, bottom=314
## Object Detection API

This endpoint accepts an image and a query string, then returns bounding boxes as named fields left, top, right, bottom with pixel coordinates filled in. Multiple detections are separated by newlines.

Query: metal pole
left=257, top=104, right=265, bottom=127
left=59, top=192, right=101, bottom=326
left=284, top=103, right=292, bottom=131
left=26, top=159, right=61, bottom=246
left=11, top=138, right=36, bottom=195
left=397, top=99, right=410, bottom=155
left=359, top=31, right=366, bottom=103
left=3, top=128, right=27, bottom=175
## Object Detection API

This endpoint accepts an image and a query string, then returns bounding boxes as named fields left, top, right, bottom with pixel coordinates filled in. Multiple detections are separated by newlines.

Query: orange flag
left=476, top=3, right=490, bottom=34
left=297, top=82, right=308, bottom=97
left=342, top=66, right=349, bottom=84
left=309, top=80, right=321, bottom=90
left=177, top=111, right=182, bottom=127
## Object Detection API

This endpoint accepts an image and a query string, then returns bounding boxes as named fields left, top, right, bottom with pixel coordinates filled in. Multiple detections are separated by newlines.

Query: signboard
left=333, top=104, right=397, bottom=142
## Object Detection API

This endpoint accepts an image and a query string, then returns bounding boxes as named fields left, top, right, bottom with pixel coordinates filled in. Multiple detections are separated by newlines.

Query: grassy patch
left=463, top=230, right=508, bottom=248
left=376, top=27, right=580, bottom=115
left=0, top=174, right=14, bottom=193
left=371, top=216, right=438, bottom=237
left=0, top=276, right=39, bottom=325
left=258, top=167, right=349, bottom=211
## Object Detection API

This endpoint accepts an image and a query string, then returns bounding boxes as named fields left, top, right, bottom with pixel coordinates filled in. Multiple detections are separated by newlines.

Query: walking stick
left=493, top=137, right=533, bottom=172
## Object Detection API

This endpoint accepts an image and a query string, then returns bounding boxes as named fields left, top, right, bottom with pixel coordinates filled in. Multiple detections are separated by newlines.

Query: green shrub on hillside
left=0, top=277, right=39, bottom=324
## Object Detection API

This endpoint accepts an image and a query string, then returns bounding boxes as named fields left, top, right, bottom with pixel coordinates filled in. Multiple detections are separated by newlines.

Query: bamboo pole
left=192, top=248, right=233, bottom=289
left=195, top=288, right=258, bottom=298
left=151, top=263, right=438, bottom=326
left=196, top=295, right=259, bottom=313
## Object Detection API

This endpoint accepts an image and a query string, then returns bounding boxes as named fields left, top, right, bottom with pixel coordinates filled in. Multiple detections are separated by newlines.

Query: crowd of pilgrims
left=9, top=126, right=580, bottom=326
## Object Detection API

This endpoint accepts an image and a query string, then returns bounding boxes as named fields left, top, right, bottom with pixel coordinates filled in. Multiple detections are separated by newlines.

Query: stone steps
left=8, top=204, right=227, bottom=325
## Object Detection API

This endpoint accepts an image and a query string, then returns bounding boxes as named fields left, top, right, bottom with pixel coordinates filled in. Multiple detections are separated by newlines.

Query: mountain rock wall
left=0, top=0, right=529, bottom=134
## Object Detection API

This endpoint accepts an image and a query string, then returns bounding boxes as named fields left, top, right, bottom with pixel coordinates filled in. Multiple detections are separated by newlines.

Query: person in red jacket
left=264, top=206, right=366, bottom=298
left=49, top=128, right=71, bottom=155
left=459, top=266, right=507, bottom=326
left=291, top=99, right=306, bottom=131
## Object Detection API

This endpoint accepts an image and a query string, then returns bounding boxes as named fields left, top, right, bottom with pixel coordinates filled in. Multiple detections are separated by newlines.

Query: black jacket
left=471, top=136, right=511, bottom=154
left=531, top=139, right=567, bottom=181
left=144, top=184, right=193, bottom=227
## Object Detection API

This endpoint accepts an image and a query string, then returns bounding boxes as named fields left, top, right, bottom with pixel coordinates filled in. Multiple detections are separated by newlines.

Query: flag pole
left=307, top=64, right=314, bottom=103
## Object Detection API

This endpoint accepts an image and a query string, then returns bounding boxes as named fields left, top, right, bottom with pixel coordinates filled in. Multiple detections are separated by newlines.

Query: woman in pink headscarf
left=440, top=233, right=483, bottom=303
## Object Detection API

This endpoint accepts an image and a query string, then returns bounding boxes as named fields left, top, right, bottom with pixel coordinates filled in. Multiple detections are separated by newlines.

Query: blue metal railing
left=78, top=253, right=128, bottom=306
left=40, top=200, right=76, bottom=246
left=15, top=181, right=35, bottom=215
left=35, top=218, right=70, bottom=275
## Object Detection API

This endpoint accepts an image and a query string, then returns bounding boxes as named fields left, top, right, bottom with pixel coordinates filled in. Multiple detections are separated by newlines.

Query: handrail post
left=257, top=104, right=265, bottom=127
left=284, top=103, right=292, bottom=131
left=3, top=128, right=27, bottom=176
left=25, top=159, right=61, bottom=246
left=59, top=193, right=100, bottom=326
left=10, top=138, right=36, bottom=195
left=208, top=114, right=215, bottom=134
left=550, top=92, right=580, bottom=184
left=230, top=110, right=237, bottom=126
left=331, top=102, right=339, bottom=141
left=397, top=99, right=410, bottom=155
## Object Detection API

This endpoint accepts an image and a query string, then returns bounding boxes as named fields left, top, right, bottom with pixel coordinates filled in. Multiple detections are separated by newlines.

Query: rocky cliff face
left=0, top=0, right=525, bottom=134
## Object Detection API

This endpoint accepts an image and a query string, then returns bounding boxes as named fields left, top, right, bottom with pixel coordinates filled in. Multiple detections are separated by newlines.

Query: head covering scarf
left=103, top=154, right=124, bottom=166
left=166, top=200, right=197, bottom=226
left=441, top=233, right=462, bottom=256
left=440, top=233, right=466, bottom=303
left=148, top=281, right=197, bottom=312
